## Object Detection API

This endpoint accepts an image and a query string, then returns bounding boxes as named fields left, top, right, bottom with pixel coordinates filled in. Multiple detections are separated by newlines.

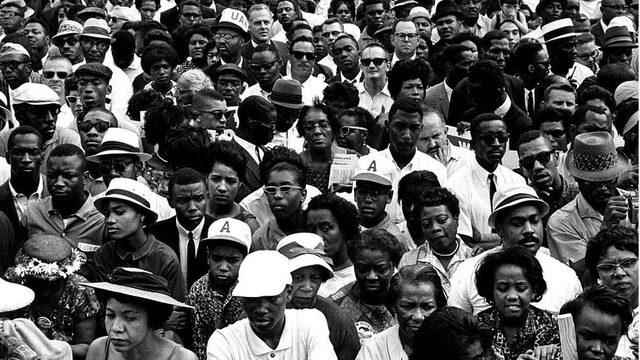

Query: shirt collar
left=9, top=175, right=44, bottom=198
left=340, top=70, right=363, bottom=84
left=246, top=310, right=293, bottom=355
left=116, top=235, right=155, bottom=261
left=175, top=216, right=205, bottom=239
left=47, top=192, right=95, bottom=221
left=359, top=81, right=391, bottom=97
left=576, top=192, right=604, bottom=220
left=600, top=19, right=609, bottom=33
left=494, top=94, right=511, bottom=118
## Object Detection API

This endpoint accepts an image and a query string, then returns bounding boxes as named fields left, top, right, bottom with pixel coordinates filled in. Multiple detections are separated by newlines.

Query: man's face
left=472, top=119, right=508, bottom=170
left=250, top=50, right=280, bottom=90
left=435, top=15, right=461, bottom=40
left=215, top=73, right=244, bottom=105
left=417, top=112, right=447, bottom=161
left=364, top=3, right=385, bottom=31
left=413, top=16, right=432, bottom=37
left=148, top=59, right=173, bottom=85
left=388, top=110, right=422, bottom=158
left=207, top=244, right=244, bottom=288
left=18, top=105, right=58, bottom=141
left=215, top=29, right=243, bottom=62
left=290, top=266, right=324, bottom=307
left=265, top=169, right=306, bottom=221
left=80, top=36, right=110, bottom=63
left=77, top=75, right=110, bottom=109
left=332, top=37, right=359, bottom=73
left=290, top=40, right=315, bottom=79
left=518, top=136, right=558, bottom=190
left=321, top=22, right=342, bottom=49
left=458, top=0, right=482, bottom=21
left=24, top=22, right=49, bottom=55
left=246, top=109, right=276, bottom=145
left=170, top=181, right=206, bottom=229
left=601, top=0, right=627, bottom=23
left=179, top=4, right=202, bottom=26
left=576, top=110, right=611, bottom=135
left=193, top=96, right=228, bottom=131
left=54, top=34, right=83, bottom=64
left=306, top=208, right=344, bottom=259
left=577, top=178, right=618, bottom=212
left=0, top=53, right=31, bottom=89
left=540, top=121, right=568, bottom=151
left=549, top=38, right=577, bottom=71
left=138, top=0, right=158, bottom=22
left=43, top=58, right=72, bottom=100
left=391, top=21, right=418, bottom=58
left=397, top=79, right=426, bottom=103
left=483, top=38, right=510, bottom=70
left=605, top=47, right=633, bottom=66
left=8, top=133, right=42, bottom=178
left=355, top=181, right=392, bottom=224
left=0, top=5, right=23, bottom=33
left=249, top=9, right=272, bottom=43
left=276, top=0, right=296, bottom=25
left=575, top=305, right=624, bottom=360
left=564, top=0, right=580, bottom=18
left=497, top=204, right=544, bottom=254
left=360, top=46, right=388, bottom=81
left=46, top=155, right=85, bottom=205
left=336, top=114, right=367, bottom=151
left=100, top=155, right=138, bottom=186
left=499, top=22, right=520, bottom=49
left=531, top=49, right=550, bottom=82
left=242, top=288, right=290, bottom=339
left=545, top=89, right=576, bottom=114
left=77, top=109, right=115, bottom=155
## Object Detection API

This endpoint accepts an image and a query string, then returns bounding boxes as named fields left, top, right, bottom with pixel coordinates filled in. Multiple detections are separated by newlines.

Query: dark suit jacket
left=513, top=85, right=545, bottom=119
left=591, top=21, right=605, bottom=47
left=230, top=138, right=261, bottom=196
left=424, top=81, right=450, bottom=121
left=149, top=215, right=214, bottom=290
left=241, top=40, right=290, bottom=86
left=0, top=179, right=48, bottom=246
left=160, top=5, right=218, bottom=31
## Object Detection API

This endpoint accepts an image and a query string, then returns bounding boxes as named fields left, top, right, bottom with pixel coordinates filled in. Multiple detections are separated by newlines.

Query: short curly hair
left=347, top=228, right=405, bottom=267
left=259, top=146, right=307, bottom=187
left=387, top=59, right=431, bottom=100
left=560, top=285, right=632, bottom=332
left=390, top=263, right=447, bottom=307
left=306, top=193, right=360, bottom=244
left=585, top=225, right=638, bottom=279
left=207, top=140, right=247, bottom=183
left=141, top=42, right=179, bottom=74
left=475, top=246, right=547, bottom=304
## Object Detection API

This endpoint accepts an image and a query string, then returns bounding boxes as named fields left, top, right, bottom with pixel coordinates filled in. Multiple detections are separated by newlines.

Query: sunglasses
left=519, top=151, right=554, bottom=170
left=361, top=58, right=386, bottom=66
left=43, top=71, right=69, bottom=79
left=53, top=36, right=78, bottom=47
left=249, top=60, right=278, bottom=72
left=479, top=133, right=509, bottom=144
left=340, top=125, right=367, bottom=136
left=193, top=109, right=233, bottom=120
left=100, top=158, right=135, bottom=173
left=77, top=120, right=110, bottom=132
left=291, top=51, right=316, bottom=61
left=66, top=95, right=79, bottom=104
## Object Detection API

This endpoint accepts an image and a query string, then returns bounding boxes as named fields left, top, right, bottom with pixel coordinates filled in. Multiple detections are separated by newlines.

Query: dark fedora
left=269, top=78, right=304, bottom=109
left=432, top=0, right=462, bottom=21
left=603, top=26, right=637, bottom=49
left=566, top=131, right=622, bottom=182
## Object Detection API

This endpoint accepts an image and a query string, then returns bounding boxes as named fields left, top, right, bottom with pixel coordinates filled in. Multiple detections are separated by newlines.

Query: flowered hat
left=4, top=235, right=85, bottom=283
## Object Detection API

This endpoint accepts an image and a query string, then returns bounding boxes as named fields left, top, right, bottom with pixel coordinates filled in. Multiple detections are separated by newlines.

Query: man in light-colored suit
left=424, top=43, right=476, bottom=122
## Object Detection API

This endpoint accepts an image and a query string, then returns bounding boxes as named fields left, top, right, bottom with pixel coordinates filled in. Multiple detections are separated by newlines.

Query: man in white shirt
left=286, top=36, right=326, bottom=105
left=207, top=250, right=337, bottom=360
left=417, top=109, right=472, bottom=177
left=41, top=56, right=75, bottom=130
left=448, top=185, right=583, bottom=315
left=542, top=18, right=594, bottom=88
left=360, top=98, right=447, bottom=225
left=390, top=19, right=418, bottom=66
left=357, top=43, right=393, bottom=118
left=317, top=18, right=341, bottom=74
left=448, top=113, right=526, bottom=247
left=241, top=44, right=283, bottom=101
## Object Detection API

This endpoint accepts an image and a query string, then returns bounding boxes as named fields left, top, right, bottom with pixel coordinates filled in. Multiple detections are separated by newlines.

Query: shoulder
left=169, top=343, right=197, bottom=360
left=537, top=251, right=579, bottom=277
left=330, top=282, right=355, bottom=303
left=547, top=197, right=578, bottom=223
left=87, top=336, right=108, bottom=360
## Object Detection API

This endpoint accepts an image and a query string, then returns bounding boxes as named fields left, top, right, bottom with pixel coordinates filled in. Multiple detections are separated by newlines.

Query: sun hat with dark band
left=542, top=18, right=577, bottom=44
left=82, top=267, right=192, bottom=309
left=86, top=128, right=151, bottom=162
left=276, top=233, right=334, bottom=280
left=80, top=18, right=111, bottom=40
left=488, top=186, right=550, bottom=228
left=268, top=78, right=304, bottom=109
left=94, top=178, right=158, bottom=224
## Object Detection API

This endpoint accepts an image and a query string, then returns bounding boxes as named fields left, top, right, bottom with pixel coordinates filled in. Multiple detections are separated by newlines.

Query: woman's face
left=306, top=208, right=344, bottom=258
left=207, top=162, right=240, bottom=211
left=189, top=33, right=208, bottom=60
left=596, top=246, right=638, bottom=303
left=416, top=38, right=429, bottom=60
left=395, top=281, right=438, bottom=341
left=492, top=264, right=535, bottom=324
left=335, top=3, right=352, bottom=23
left=499, top=22, right=520, bottom=49
left=105, top=298, right=152, bottom=353
left=105, top=200, right=145, bottom=240
left=354, top=248, right=394, bottom=299
left=301, top=109, right=333, bottom=151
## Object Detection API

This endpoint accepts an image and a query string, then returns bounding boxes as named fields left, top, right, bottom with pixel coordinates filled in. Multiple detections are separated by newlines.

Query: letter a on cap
left=220, top=220, right=231, bottom=233
left=367, top=160, right=377, bottom=172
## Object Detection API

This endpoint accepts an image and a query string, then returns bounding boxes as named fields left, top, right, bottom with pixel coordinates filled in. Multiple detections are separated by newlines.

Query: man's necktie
left=527, top=90, right=535, bottom=119
left=187, top=231, right=196, bottom=285
left=488, top=173, right=497, bottom=209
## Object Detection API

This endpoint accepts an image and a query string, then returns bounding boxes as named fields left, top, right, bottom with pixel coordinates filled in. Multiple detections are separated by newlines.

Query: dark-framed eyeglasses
left=479, top=133, right=509, bottom=144
left=291, top=51, right=316, bottom=61
left=193, top=109, right=233, bottom=120
left=43, top=71, right=69, bottom=79
left=361, top=58, right=386, bottom=66
left=100, top=158, right=136, bottom=173
left=519, top=151, right=556, bottom=170
left=77, top=119, right=111, bottom=132
left=53, top=36, right=79, bottom=47
left=340, top=125, right=368, bottom=136
left=596, top=258, right=638, bottom=274
left=264, top=185, right=303, bottom=195
left=249, top=60, right=278, bottom=72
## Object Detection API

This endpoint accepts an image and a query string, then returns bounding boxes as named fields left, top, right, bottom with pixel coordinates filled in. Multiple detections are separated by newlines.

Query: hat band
left=108, top=268, right=170, bottom=297
left=82, top=27, right=110, bottom=37
left=544, top=26, right=574, bottom=42
left=494, top=193, right=540, bottom=211
left=278, top=241, right=334, bottom=266
left=104, top=188, right=151, bottom=208
left=573, top=151, right=617, bottom=172
left=605, top=35, right=635, bottom=46
left=270, top=91, right=302, bottom=105
left=99, top=141, right=141, bottom=154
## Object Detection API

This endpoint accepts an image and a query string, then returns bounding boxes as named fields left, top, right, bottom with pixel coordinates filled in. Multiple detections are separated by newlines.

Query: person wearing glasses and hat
left=83, top=267, right=196, bottom=360
left=601, top=26, right=637, bottom=66
left=548, top=131, right=634, bottom=266
left=542, top=18, right=594, bottom=88
left=52, top=20, right=84, bottom=67
left=207, top=250, right=337, bottom=360
left=0, top=42, right=32, bottom=91
left=212, top=8, right=250, bottom=68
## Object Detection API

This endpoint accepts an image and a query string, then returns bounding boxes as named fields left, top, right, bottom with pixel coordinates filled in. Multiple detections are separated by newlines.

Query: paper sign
left=558, top=313, right=578, bottom=360
left=328, top=153, right=359, bottom=190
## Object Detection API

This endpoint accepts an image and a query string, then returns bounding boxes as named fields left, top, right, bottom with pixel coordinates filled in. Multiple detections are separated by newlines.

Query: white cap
left=0, top=42, right=30, bottom=59
left=12, top=83, right=59, bottom=105
left=609, top=16, right=635, bottom=33
left=277, top=233, right=334, bottom=279
left=110, top=6, right=141, bottom=22
left=202, top=218, right=252, bottom=254
left=614, top=80, right=638, bottom=106
left=214, top=8, right=249, bottom=36
left=408, top=6, right=430, bottom=20
left=233, top=250, right=292, bottom=298
left=352, top=156, right=394, bottom=186
left=0, top=277, right=34, bottom=312
left=87, top=128, right=151, bottom=163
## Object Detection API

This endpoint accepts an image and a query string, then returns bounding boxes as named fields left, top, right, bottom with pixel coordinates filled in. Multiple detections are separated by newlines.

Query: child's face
left=265, top=169, right=306, bottom=221
left=207, top=244, right=245, bottom=288
left=492, top=264, right=535, bottom=323
left=355, top=181, right=391, bottom=225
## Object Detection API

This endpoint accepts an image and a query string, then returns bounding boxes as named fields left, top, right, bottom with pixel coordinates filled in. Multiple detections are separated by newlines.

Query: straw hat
left=489, top=185, right=550, bottom=228
left=0, top=278, right=34, bottom=312
left=566, top=131, right=622, bottom=182
left=94, top=178, right=158, bottom=224
left=86, top=128, right=151, bottom=162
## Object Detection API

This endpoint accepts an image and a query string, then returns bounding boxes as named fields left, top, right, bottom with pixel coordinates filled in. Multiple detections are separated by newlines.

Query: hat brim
left=94, top=192, right=158, bottom=224
left=605, top=42, right=638, bottom=49
left=81, top=282, right=193, bottom=309
left=86, top=150, right=152, bottom=163
left=352, top=172, right=392, bottom=187
left=543, top=32, right=578, bottom=44
left=268, top=97, right=305, bottom=109
left=489, top=198, right=550, bottom=228
left=212, top=23, right=249, bottom=39
left=0, top=281, right=34, bottom=312
left=52, top=31, right=80, bottom=40
left=565, top=149, right=623, bottom=182
left=201, top=235, right=250, bottom=253
left=232, top=280, right=288, bottom=298
left=288, top=254, right=334, bottom=279
left=79, top=33, right=111, bottom=40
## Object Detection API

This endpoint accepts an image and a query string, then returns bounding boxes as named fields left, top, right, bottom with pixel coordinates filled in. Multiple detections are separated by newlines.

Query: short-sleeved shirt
left=207, top=308, right=337, bottom=360
left=355, top=324, right=407, bottom=360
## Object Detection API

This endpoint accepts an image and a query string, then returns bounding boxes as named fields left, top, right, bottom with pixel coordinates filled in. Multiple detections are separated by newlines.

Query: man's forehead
left=394, top=20, right=417, bottom=32
left=25, top=22, right=45, bottom=31
left=478, top=119, right=507, bottom=132
left=504, top=204, right=541, bottom=219
left=362, top=46, right=386, bottom=58
left=44, top=59, right=72, bottom=71
left=490, top=38, right=509, bottom=47
left=292, top=41, right=313, bottom=51
left=173, top=182, right=206, bottom=194
left=519, top=136, right=552, bottom=156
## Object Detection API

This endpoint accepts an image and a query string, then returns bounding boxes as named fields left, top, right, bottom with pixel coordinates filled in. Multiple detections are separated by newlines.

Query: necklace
left=432, top=240, right=459, bottom=257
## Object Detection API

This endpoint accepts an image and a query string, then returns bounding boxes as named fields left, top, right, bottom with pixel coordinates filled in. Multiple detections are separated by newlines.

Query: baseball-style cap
left=276, top=233, right=334, bottom=279
left=408, top=6, right=430, bottom=20
left=201, top=218, right=252, bottom=254
left=232, top=250, right=292, bottom=298
left=352, top=156, right=394, bottom=187
left=12, top=83, right=60, bottom=106
left=213, top=8, right=249, bottom=38
left=214, top=64, right=247, bottom=82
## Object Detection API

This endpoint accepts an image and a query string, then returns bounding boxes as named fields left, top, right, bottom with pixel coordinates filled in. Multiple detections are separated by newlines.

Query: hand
left=516, top=350, right=537, bottom=360
left=457, top=121, right=471, bottom=135
left=534, top=344, right=559, bottom=360
left=602, top=195, right=629, bottom=229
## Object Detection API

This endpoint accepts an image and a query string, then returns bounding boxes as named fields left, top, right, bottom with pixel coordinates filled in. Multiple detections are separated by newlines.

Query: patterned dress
left=186, top=273, right=245, bottom=360
left=476, top=306, right=561, bottom=360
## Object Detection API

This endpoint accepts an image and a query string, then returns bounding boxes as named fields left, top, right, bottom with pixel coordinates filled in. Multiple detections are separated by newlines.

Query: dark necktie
left=187, top=231, right=196, bottom=285
left=488, top=174, right=497, bottom=209
left=527, top=90, right=535, bottom=119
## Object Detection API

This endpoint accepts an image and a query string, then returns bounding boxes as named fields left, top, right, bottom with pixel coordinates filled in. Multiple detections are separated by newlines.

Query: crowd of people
left=0, top=0, right=636, bottom=358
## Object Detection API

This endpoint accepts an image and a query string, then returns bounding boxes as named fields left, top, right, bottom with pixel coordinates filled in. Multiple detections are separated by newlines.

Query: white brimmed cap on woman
left=276, top=233, right=334, bottom=279
left=86, top=127, right=151, bottom=162
left=0, top=277, right=34, bottom=312
left=94, top=177, right=158, bottom=224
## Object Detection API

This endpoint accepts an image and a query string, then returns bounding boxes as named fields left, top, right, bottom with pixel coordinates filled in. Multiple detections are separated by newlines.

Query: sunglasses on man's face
left=53, top=36, right=78, bottom=47
left=519, top=151, right=555, bottom=170
left=361, top=58, right=386, bottom=66
left=43, top=71, right=69, bottom=79
left=77, top=119, right=110, bottom=132
left=291, top=51, right=316, bottom=61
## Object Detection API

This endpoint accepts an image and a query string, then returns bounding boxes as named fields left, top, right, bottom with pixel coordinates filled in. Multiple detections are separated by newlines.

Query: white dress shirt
left=234, top=134, right=264, bottom=164
left=285, top=75, right=327, bottom=105
left=553, top=62, right=594, bottom=88
left=207, top=308, right=337, bottom=360
left=9, top=176, right=44, bottom=223
left=357, top=82, right=394, bottom=119
left=448, top=246, right=583, bottom=315
left=240, top=82, right=271, bottom=102
left=356, top=325, right=407, bottom=360
left=318, top=55, right=337, bottom=74
left=176, top=217, right=205, bottom=285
